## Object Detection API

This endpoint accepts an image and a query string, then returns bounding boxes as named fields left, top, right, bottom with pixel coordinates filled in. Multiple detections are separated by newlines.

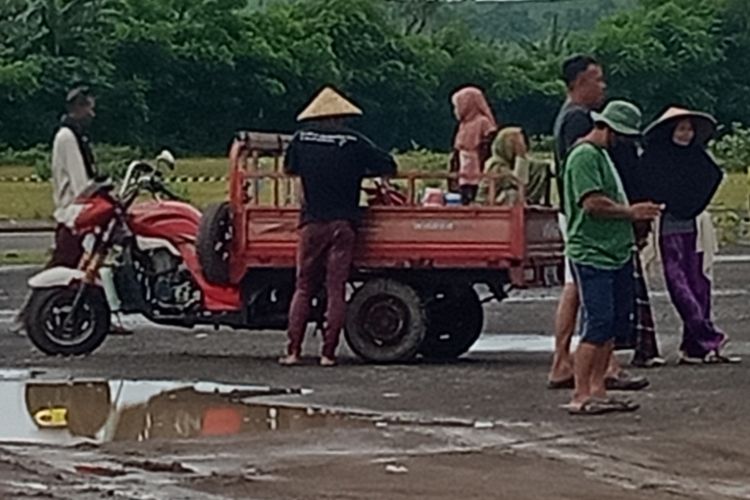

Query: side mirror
left=156, top=150, right=176, bottom=170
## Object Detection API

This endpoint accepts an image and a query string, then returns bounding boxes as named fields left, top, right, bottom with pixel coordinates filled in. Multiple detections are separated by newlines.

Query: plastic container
left=444, top=192, right=462, bottom=206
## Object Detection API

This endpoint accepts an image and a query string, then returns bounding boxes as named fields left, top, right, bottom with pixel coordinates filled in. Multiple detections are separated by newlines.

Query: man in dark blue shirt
left=281, top=87, right=397, bottom=367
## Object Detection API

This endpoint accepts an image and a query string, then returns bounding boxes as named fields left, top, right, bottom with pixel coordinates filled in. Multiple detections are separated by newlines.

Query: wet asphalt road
left=0, top=261, right=749, bottom=499
left=0, top=232, right=53, bottom=253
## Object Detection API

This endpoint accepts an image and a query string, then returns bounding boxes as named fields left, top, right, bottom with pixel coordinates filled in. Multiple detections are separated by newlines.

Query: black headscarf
left=58, top=115, right=97, bottom=179
left=608, top=137, right=643, bottom=202
left=639, top=121, right=722, bottom=220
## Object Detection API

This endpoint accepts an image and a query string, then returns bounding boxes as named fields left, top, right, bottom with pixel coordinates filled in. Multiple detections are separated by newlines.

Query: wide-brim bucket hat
left=590, top=100, right=643, bottom=137
left=643, top=107, right=717, bottom=145
left=296, top=86, right=363, bottom=122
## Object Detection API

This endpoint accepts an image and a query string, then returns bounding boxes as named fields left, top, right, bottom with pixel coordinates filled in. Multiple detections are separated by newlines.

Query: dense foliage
left=1, top=0, right=749, bottom=156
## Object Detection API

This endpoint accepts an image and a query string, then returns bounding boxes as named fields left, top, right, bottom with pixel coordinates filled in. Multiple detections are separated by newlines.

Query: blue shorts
left=571, top=260, right=634, bottom=346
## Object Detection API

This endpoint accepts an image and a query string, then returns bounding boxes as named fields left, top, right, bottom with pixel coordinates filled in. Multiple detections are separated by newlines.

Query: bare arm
left=354, top=133, right=397, bottom=178
left=582, top=193, right=662, bottom=221
left=582, top=193, right=632, bottom=219
left=283, top=139, right=298, bottom=175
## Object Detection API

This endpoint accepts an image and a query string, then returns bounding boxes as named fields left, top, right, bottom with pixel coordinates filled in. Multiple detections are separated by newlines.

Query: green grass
left=713, top=171, right=747, bottom=211
left=170, top=157, right=230, bottom=177
left=181, top=182, right=231, bottom=208
left=1, top=158, right=748, bottom=220
left=0, top=182, right=55, bottom=220
left=0, top=165, right=39, bottom=178
left=0, top=160, right=234, bottom=218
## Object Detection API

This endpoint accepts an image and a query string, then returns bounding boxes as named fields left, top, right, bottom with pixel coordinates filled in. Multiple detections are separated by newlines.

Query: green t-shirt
left=563, top=142, right=634, bottom=269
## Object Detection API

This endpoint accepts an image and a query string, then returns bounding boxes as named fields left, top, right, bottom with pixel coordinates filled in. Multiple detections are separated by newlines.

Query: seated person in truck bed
left=280, top=86, right=397, bottom=367
left=481, top=126, right=550, bottom=206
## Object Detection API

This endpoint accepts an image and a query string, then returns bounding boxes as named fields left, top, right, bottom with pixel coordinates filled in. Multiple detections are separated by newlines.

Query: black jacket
left=284, top=124, right=397, bottom=224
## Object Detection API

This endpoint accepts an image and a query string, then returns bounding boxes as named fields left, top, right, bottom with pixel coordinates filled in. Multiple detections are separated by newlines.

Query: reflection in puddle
left=0, top=369, right=38, bottom=380
left=0, top=378, right=361, bottom=446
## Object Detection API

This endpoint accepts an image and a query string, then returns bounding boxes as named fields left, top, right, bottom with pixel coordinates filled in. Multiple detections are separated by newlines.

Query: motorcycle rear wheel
left=25, top=286, right=110, bottom=356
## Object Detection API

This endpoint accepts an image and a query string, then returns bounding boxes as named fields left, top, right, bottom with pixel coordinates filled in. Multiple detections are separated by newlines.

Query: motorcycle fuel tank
left=128, top=201, right=201, bottom=244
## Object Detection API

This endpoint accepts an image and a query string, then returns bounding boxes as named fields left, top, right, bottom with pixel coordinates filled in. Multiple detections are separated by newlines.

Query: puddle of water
left=0, top=378, right=363, bottom=447
left=470, top=333, right=580, bottom=353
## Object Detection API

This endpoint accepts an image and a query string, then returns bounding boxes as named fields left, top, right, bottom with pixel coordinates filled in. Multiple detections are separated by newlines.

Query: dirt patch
left=185, top=449, right=680, bottom=500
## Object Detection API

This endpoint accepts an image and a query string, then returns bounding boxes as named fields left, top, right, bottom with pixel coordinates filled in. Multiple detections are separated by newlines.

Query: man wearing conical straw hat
left=280, top=86, right=397, bottom=367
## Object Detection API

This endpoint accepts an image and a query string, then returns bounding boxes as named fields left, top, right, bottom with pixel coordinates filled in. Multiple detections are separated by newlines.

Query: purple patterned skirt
left=660, top=231, right=725, bottom=358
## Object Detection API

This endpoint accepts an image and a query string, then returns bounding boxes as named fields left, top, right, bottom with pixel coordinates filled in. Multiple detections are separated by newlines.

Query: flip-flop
left=719, top=335, right=732, bottom=351
left=319, top=357, right=337, bottom=367
left=547, top=377, right=575, bottom=390
left=605, top=372, right=649, bottom=391
left=592, top=397, right=640, bottom=413
left=680, top=352, right=741, bottom=365
left=704, top=352, right=741, bottom=364
left=278, top=356, right=302, bottom=366
left=631, top=357, right=666, bottom=368
left=562, top=400, right=616, bottom=416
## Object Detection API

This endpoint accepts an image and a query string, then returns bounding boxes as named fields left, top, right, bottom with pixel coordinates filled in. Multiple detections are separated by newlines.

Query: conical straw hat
left=296, top=86, right=363, bottom=122
left=643, top=107, right=717, bottom=144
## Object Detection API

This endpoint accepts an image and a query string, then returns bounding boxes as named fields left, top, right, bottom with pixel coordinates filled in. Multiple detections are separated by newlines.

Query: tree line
left=0, top=0, right=748, bottom=155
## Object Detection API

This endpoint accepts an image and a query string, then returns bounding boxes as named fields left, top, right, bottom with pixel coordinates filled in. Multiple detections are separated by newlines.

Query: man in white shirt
left=13, top=87, right=131, bottom=335
left=11, top=87, right=95, bottom=334
left=49, top=86, right=98, bottom=267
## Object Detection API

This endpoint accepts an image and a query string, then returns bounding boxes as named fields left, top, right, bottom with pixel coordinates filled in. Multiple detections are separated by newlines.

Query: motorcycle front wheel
left=25, top=286, right=111, bottom=356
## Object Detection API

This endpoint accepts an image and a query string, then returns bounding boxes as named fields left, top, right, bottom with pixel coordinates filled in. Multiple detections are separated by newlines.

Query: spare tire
left=419, top=287, right=484, bottom=360
left=197, top=202, right=233, bottom=285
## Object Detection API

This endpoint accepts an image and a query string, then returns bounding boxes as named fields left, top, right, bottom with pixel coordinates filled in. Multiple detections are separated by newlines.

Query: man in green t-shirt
left=562, top=100, right=662, bottom=415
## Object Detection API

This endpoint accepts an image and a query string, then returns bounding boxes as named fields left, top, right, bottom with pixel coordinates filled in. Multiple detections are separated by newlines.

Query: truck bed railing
left=229, top=132, right=527, bottom=208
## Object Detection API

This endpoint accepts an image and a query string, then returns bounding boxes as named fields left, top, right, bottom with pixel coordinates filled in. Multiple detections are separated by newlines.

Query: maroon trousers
left=286, top=220, right=356, bottom=359
left=50, top=224, right=84, bottom=268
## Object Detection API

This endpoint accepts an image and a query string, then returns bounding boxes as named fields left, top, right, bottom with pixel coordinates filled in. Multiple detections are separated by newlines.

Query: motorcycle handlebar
left=157, top=182, right=186, bottom=203
left=144, top=174, right=185, bottom=202
left=119, top=162, right=187, bottom=208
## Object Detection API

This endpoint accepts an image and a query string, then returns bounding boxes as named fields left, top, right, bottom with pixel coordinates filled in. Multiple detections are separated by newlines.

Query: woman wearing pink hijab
left=450, top=86, right=498, bottom=205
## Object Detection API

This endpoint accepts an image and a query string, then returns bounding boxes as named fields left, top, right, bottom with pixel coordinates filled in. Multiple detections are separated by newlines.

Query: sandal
left=319, top=356, right=337, bottom=367
left=631, top=357, right=666, bottom=368
left=562, top=400, right=616, bottom=416
left=546, top=377, right=575, bottom=390
left=592, top=397, right=640, bottom=413
left=278, top=355, right=302, bottom=366
left=680, top=351, right=741, bottom=365
left=605, top=371, right=650, bottom=391
left=719, top=335, right=731, bottom=351
left=703, top=351, right=741, bottom=364
left=715, top=338, right=741, bottom=363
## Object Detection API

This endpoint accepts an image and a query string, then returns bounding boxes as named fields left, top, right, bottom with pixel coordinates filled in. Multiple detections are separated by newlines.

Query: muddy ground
left=0, top=262, right=749, bottom=499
